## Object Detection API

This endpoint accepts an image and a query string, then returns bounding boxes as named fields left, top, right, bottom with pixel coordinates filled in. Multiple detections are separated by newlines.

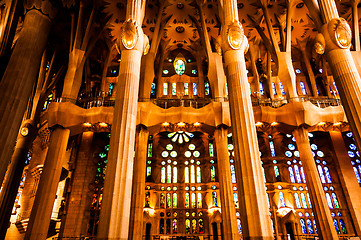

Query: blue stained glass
left=151, top=82, right=156, bottom=96
left=333, top=219, right=341, bottom=234
left=311, top=144, right=318, bottom=150
left=193, top=83, right=197, bottom=96
left=288, top=144, right=296, bottom=150
left=307, top=219, right=314, bottom=234
left=147, top=166, right=151, bottom=177
left=294, top=151, right=300, bottom=157
left=279, top=82, right=285, bottom=95
left=274, top=166, right=281, bottom=181
left=353, top=167, right=361, bottom=183
left=205, top=82, right=210, bottom=95
left=211, top=165, right=215, bottom=182
left=317, top=165, right=326, bottom=183
left=349, top=151, right=355, bottom=158
left=332, top=193, right=340, bottom=208
left=237, top=219, right=242, bottom=234
left=300, top=219, right=307, bottom=234
left=288, top=167, right=295, bottom=183
left=294, top=193, right=301, bottom=208
left=279, top=192, right=286, bottom=207
left=301, top=193, right=308, bottom=209
left=313, top=219, right=318, bottom=234
left=317, top=151, right=324, bottom=157
left=234, top=193, right=239, bottom=208
left=326, top=193, right=334, bottom=209
left=272, top=82, right=277, bottom=95
left=259, top=82, right=264, bottom=95
left=324, top=167, right=332, bottom=183
left=307, top=193, right=312, bottom=208
left=340, top=219, right=347, bottom=234
left=358, top=165, right=361, bottom=176
left=212, top=191, right=218, bottom=207
left=294, top=165, right=302, bottom=183
left=285, top=151, right=292, bottom=157
left=270, top=141, right=276, bottom=157
left=230, top=165, right=237, bottom=183
left=350, top=144, right=357, bottom=150
left=300, top=167, right=307, bottom=183
left=300, top=82, right=307, bottom=95
left=346, top=132, right=353, bottom=138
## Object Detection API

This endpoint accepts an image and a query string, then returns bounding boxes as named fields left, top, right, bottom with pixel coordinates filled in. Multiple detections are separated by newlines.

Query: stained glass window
left=307, top=193, right=312, bottom=208
left=191, top=165, right=195, bottom=183
left=274, top=166, right=280, bottom=182
left=161, top=167, right=166, bottom=183
left=324, top=167, right=332, bottom=183
left=160, top=193, right=165, bottom=208
left=209, top=143, right=214, bottom=157
left=205, top=82, right=210, bottom=95
left=317, top=165, right=326, bottom=183
left=272, top=82, right=277, bottom=95
left=259, top=82, right=264, bottom=95
left=300, top=82, right=307, bottom=95
left=174, top=59, right=185, bottom=75
left=326, top=193, right=333, bottom=208
left=279, top=192, right=286, bottom=207
left=173, top=219, right=178, bottom=233
left=313, top=219, right=318, bottom=234
left=193, top=83, right=197, bottom=96
left=151, top=82, right=156, bottom=96
left=191, top=193, right=196, bottom=208
left=196, top=167, right=201, bottom=183
left=340, top=219, right=347, bottom=234
left=185, top=193, right=190, bottom=208
left=166, top=193, right=171, bottom=208
left=231, top=165, right=237, bottom=183
left=300, top=167, right=307, bottom=183
left=237, top=219, right=242, bottom=234
left=294, top=165, right=302, bottom=183
left=197, top=193, right=202, bottom=208
left=172, top=83, right=177, bottom=95
left=160, top=219, right=164, bottom=234
left=333, top=219, right=341, bottom=234
left=173, top=193, right=177, bottom=208
left=166, top=219, right=171, bottom=234
left=353, top=167, right=361, bottom=182
left=301, top=193, right=308, bottom=209
left=146, top=166, right=151, bottom=177
left=211, top=166, right=216, bottom=182
left=147, top=143, right=152, bottom=157
left=307, top=219, right=314, bottom=234
left=173, top=167, right=177, bottom=183
left=234, top=193, right=239, bottom=208
left=192, top=219, right=197, bottom=233
left=185, top=219, right=190, bottom=234
left=212, top=191, right=218, bottom=207
left=184, top=83, right=189, bottom=95
left=300, top=219, right=307, bottom=234
left=163, top=83, right=168, bottom=95
left=167, top=165, right=172, bottom=183
left=279, top=82, right=285, bottom=95
left=185, top=167, right=189, bottom=183
left=294, top=193, right=301, bottom=208
left=199, top=219, right=204, bottom=233
left=332, top=193, right=340, bottom=208
left=289, top=167, right=296, bottom=183
left=269, top=141, right=276, bottom=157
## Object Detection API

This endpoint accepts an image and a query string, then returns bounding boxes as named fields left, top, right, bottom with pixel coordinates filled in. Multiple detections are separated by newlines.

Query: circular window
left=193, top=151, right=200, bottom=157
left=174, top=59, right=185, bottom=75
left=348, top=151, right=355, bottom=158
left=285, top=151, right=292, bottom=157
left=346, top=132, right=353, bottom=138
left=317, top=151, right=324, bottom=157
left=188, top=144, right=196, bottom=150
left=228, top=144, right=234, bottom=150
left=162, top=151, right=169, bottom=158
left=170, top=151, right=177, bottom=157
left=288, top=144, right=296, bottom=150
left=185, top=151, right=192, bottom=158
left=311, top=144, right=318, bottom=150
left=166, top=144, right=173, bottom=150
left=294, top=151, right=300, bottom=157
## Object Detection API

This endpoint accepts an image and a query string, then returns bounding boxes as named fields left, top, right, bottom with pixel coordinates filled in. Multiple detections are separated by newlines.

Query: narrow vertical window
left=300, top=82, right=307, bottom=95
left=237, top=219, right=242, bottom=234
left=173, top=219, right=178, bottom=233
left=313, top=219, right=318, bottom=234
left=274, top=165, right=281, bottom=181
left=160, top=219, right=165, bottom=234
left=196, top=166, right=201, bottom=183
left=185, top=167, right=189, bottom=183
left=184, top=83, right=189, bottom=96
left=294, top=193, right=301, bottom=208
left=300, top=167, right=307, bottom=183
left=191, top=193, right=196, bottom=208
left=160, top=193, right=165, bottom=208
left=146, top=166, right=151, bottom=178
left=167, top=165, right=172, bottom=183
left=317, top=165, right=326, bottom=183
left=279, top=82, right=285, bottom=95
left=192, top=219, right=197, bottom=233
left=332, top=193, right=340, bottom=208
left=340, top=219, right=347, bottom=234
left=197, top=192, right=202, bottom=208
left=326, top=193, right=334, bottom=208
left=190, top=165, right=195, bottom=183
left=209, top=142, right=214, bottom=157
left=151, top=82, right=156, bottom=96
left=259, top=82, right=264, bottom=95
left=210, top=166, right=216, bottom=182
left=173, top=193, right=177, bottom=208
left=269, top=141, right=276, bottom=157
left=301, top=193, right=308, bottom=209
left=353, top=167, right=361, bottom=183
left=333, top=219, right=341, bottom=234
left=199, top=219, right=204, bottom=233
left=147, top=143, right=153, bottom=157
left=212, top=191, right=218, bottom=207
left=279, top=192, right=286, bottom=207
left=307, top=193, right=312, bottom=208
left=166, top=219, right=171, bottom=234
left=289, top=167, right=295, bottom=183
left=307, top=219, right=314, bottom=234
left=185, top=193, right=190, bottom=208
left=230, top=165, right=237, bottom=183
left=234, top=193, right=239, bottom=208
left=163, top=82, right=168, bottom=95
left=205, top=82, right=210, bottom=95
left=185, top=219, right=190, bottom=234
left=272, top=82, right=277, bottom=95
left=324, top=166, right=332, bottom=183
left=300, top=219, right=307, bottom=234
left=161, top=167, right=166, bottom=183
left=145, top=191, right=150, bottom=207
left=173, top=167, right=177, bottom=183
left=294, top=165, right=302, bottom=183
left=172, top=83, right=177, bottom=95
left=108, top=83, right=114, bottom=96
left=193, top=83, right=197, bottom=96
left=166, top=193, right=171, bottom=208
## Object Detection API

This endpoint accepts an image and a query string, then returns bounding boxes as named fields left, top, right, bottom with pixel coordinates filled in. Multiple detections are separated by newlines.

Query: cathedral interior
left=1, top=0, right=361, bottom=239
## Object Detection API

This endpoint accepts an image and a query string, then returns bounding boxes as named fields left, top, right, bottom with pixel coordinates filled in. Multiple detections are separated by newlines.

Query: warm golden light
left=227, top=22, right=244, bottom=50
left=99, top=122, right=108, bottom=127
left=143, top=207, right=155, bottom=216
left=335, top=19, right=352, bottom=49
left=277, top=207, right=294, bottom=217
left=194, top=122, right=201, bottom=126
left=334, top=122, right=342, bottom=126
left=162, top=122, right=170, bottom=126
left=255, top=122, right=263, bottom=127
left=121, top=20, right=138, bottom=50
left=318, top=122, right=326, bottom=126
left=271, top=122, right=278, bottom=126
left=83, top=122, right=92, bottom=127
left=178, top=122, right=186, bottom=127
left=208, top=206, right=221, bottom=215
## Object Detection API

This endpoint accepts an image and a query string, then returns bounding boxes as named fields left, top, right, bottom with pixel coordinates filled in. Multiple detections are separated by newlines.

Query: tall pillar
left=220, top=1, right=273, bottom=239
left=24, top=127, right=70, bottom=240
left=129, top=126, right=149, bottom=240
left=97, top=1, right=147, bottom=238
left=293, top=127, right=338, bottom=239
left=214, top=127, right=239, bottom=240
left=329, top=131, right=361, bottom=236
left=316, top=0, right=361, bottom=151
left=0, top=120, right=36, bottom=239
left=0, top=2, right=55, bottom=185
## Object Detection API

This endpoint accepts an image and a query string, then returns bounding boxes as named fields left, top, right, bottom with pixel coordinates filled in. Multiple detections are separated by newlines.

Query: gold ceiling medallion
left=328, top=18, right=352, bottom=49
left=215, top=35, right=222, bottom=56
left=121, top=19, right=139, bottom=50
left=314, top=33, right=325, bottom=55
left=227, top=21, right=245, bottom=50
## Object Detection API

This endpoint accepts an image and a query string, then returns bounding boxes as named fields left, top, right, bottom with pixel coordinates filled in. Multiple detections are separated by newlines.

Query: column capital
left=24, top=0, right=57, bottom=20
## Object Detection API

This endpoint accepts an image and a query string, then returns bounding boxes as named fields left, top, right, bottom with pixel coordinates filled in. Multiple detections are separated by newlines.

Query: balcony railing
left=53, top=96, right=341, bottom=110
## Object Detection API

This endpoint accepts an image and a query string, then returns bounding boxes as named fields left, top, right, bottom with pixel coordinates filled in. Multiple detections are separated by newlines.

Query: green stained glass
left=172, top=83, right=177, bottom=95
left=174, top=59, right=185, bottom=75
left=185, top=193, right=190, bottom=208
left=212, top=191, right=218, bottom=207
left=228, top=144, right=234, bottom=150
left=166, top=144, right=173, bottom=150
left=166, top=193, right=171, bottom=208
left=173, top=193, right=177, bottom=208
left=211, top=165, right=216, bottom=182
left=209, top=143, right=214, bottom=157
left=191, top=193, right=196, bottom=208
left=193, top=151, right=200, bottom=157
left=147, top=143, right=152, bottom=157
left=197, top=193, right=202, bottom=208
left=184, top=83, right=189, bottom=95
left=234, top=193, right=239, bottom=208
left=99, top=152, right=107, bottom=158
left=146, top=166, right=151, bottom=177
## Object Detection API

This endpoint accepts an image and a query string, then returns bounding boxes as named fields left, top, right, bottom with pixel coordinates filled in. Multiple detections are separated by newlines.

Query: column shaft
left=97, top=50, right=142, bottom=240
left=329, top=131, right=361, bottom=235
left=24, top=127, right=70, bottom=240
left=293, top=127, right=338, bottom=239
left=214, top=127, right=239, bottom=240
left=0, top=9, right=51, bottom=186
left=129, top=127, right=149, bottom=240
left=223, top=49, right=273, bottom=240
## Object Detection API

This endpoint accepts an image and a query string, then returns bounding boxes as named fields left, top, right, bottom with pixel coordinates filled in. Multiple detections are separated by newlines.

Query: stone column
left=220, top=1, right=273, bottom=238
left=0, top=120, right=36, bottom=239
left=24, top=127, right=70, bottom=240
left=0, top=1, right=55, bottom=186
left=293, top=127, right=338, bottom=239
left=214, top=127, right=239, bottom=240
left=129, top=126, right=149, bottom=240
left=97, top=1, right=146, bottom=238
left=316, top=0, right=361, bottom=151
left=329, top=131, right=361, bottom=236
